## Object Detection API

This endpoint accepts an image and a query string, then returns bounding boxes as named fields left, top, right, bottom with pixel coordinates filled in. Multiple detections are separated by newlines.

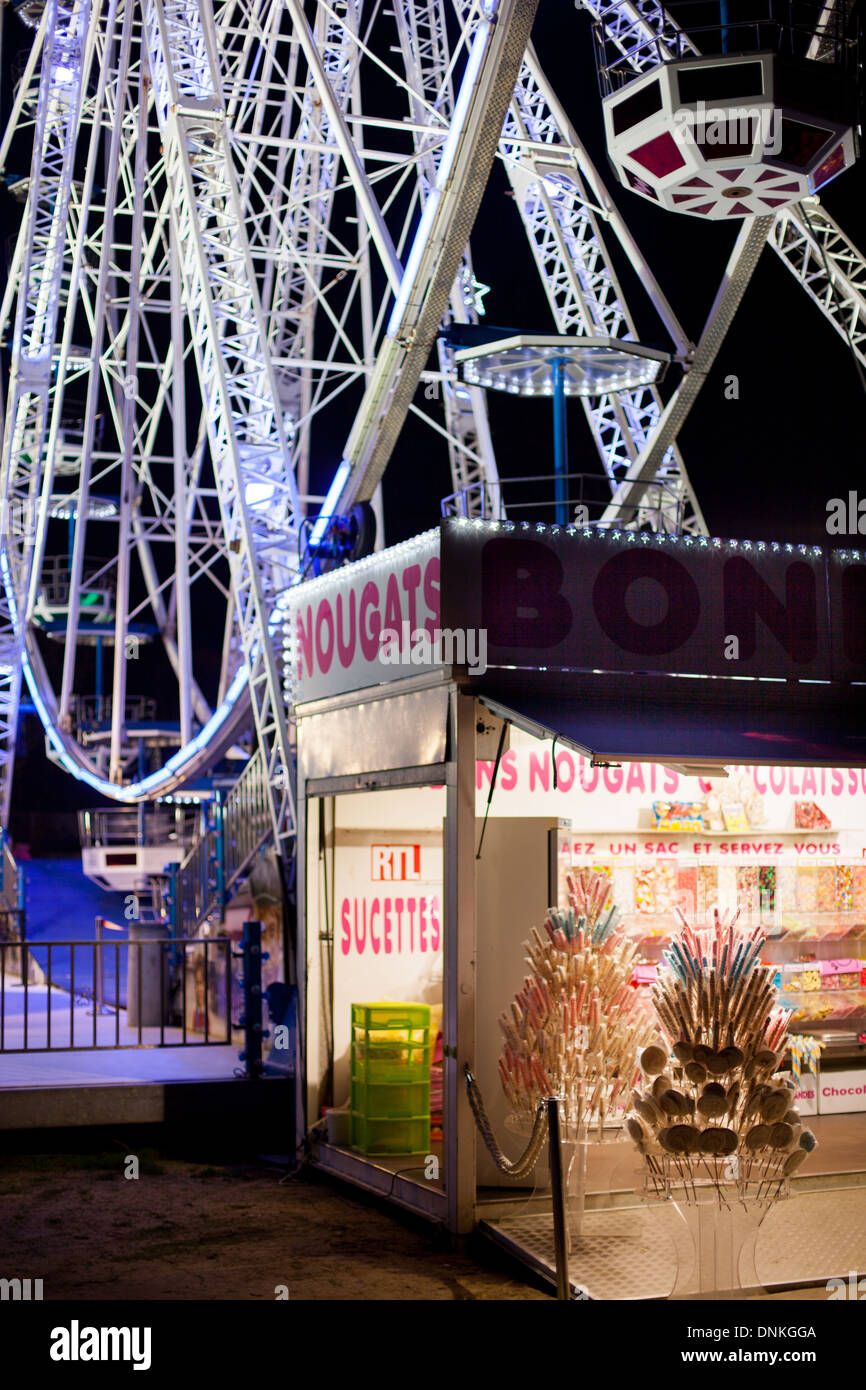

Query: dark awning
left=467, top=669, right=866, bottom=768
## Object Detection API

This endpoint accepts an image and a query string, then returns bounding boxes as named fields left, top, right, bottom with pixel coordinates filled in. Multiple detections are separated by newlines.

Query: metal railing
left=223, top=745, right=272, bottom=886
left=172, top=832, right=211, bottom=934
left=592, top=0, right=860, bottom=94
left=168, top=748, right=273, bottom=936
left=78, top=804, right=200, bottom=849
left=0, top=933, right=234, bottom=1052
left=442, top=472, right=684, bottom=532
left=0, top=833, right=26, bottom=982
left=71, top=695, right=157, bottom=729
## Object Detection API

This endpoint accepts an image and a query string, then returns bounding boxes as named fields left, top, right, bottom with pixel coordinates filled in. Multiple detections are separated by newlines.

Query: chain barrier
left=463, top=1066, right=548, bottom=1179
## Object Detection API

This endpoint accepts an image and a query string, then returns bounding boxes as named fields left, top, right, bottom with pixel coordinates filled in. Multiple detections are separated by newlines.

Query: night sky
left=5, top=0, right=866, bottom=831
left=373, top=1, right=866, bottom=549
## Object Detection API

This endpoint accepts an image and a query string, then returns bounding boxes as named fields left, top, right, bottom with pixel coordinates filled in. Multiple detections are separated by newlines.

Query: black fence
left=0, top=934, right=235, bottom=1053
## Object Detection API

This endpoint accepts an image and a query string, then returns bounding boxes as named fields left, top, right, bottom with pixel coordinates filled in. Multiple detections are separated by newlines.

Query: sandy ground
left=0, top=1151, right=549, bottom=1301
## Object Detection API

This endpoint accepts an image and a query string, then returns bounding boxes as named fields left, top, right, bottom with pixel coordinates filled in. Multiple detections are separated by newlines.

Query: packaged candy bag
left=794, top=801, right=832, bottom=830
left=652, top=799, right=704, bottom=831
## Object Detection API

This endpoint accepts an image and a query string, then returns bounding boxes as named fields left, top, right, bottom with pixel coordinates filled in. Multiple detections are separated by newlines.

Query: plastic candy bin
left=351, top=1002, right=431, bottom=1154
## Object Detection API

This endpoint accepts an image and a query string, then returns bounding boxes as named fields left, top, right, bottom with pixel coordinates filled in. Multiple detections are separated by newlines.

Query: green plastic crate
left=351, top=1113, right=430, bottom=1155
left=351, top=1041, right=431, bottom=1084
left=351, top=1002, right=430, bottom=1083
left=351, top=1002, right=430, bottom=1032
left=351, top=1080, right=430, bottom=1119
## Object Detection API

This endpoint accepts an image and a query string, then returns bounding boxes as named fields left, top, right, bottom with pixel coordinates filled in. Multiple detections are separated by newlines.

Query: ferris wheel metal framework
left=0, top=0, right=862, bottom=853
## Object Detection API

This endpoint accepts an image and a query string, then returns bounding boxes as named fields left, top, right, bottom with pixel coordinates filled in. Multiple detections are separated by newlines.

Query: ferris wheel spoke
left=108, top=58, right=149, bottom=783
left=0, top=7, right=47, bottom=173
left=1, top=0, right=100, bottom=800
left=222, top=0, right=367, bottom=491
left=141, top=0, right=301, bottom=843
left=332, top=0, right=540, bottom=515
left=392, top=0, right=500, bottom=511
left=770, top=202, right=866, bottom=368
left=57, top=6, right=137, bottom=722
left=284, top=0, right=401, bottom=295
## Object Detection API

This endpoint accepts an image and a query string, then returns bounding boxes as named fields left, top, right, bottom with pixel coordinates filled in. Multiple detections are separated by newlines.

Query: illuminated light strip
left=308, top=457, right=352, bottom=548
left=17, top=552, right=299, bottom=800
left=23, top=651, right=250, bottom=800
left=386, top=10, right=492, bottom=337
left=5, top=516, right=253, bottom=799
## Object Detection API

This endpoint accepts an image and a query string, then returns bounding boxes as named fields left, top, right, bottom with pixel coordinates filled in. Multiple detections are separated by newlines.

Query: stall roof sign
left=285, top=530, right=442, bottom=702
left=440, top=519, right=866, bottom=684
left=285, top=520, right=866, bottom=706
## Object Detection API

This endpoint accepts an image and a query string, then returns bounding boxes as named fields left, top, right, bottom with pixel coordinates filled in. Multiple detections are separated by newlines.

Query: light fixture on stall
left=663, top=763, right=730, bottom=779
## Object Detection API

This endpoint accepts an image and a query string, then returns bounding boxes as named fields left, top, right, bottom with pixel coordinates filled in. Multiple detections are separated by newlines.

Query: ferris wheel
left=0, top=0, right=862, bottom=855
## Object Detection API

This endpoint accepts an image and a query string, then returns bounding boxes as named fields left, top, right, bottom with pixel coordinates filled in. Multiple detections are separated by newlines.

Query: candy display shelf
left=783, top=987, right=866, bottom=996
left=787, top=997, right=866, bottom=1024
left=570, top=828, right=841, bottom=837
left=624, top=920, right=866, bottom=949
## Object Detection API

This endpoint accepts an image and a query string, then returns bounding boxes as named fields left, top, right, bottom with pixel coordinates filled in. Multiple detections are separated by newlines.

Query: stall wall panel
left=818, top=1069, right=866, bottom=1113
left=330, top=785, right=446, bottom=831
left=298, top=685, right=448, bottom=781
left=305, top=803, right=331, bottom=1125
left=475, top=816, right=559, bottom=1187
left=288, top=530, right=440, bottom=701
left=331, top=821, right=443, bottom=1109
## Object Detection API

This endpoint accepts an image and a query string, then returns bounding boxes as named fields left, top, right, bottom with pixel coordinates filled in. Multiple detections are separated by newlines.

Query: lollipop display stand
left=506, top=1112, right=625, bottom=1248
left=626, top=906, right=818, bottom=1297
left=497, top=869, right=654, bottom=1145
left=487, top=881, right=822, bottom=1298
left=670, top=1196, right=762, bottom=1296
left=565, top=1139, right=587, bottom=1245
left=644, top=1160, right=790, bottom=1295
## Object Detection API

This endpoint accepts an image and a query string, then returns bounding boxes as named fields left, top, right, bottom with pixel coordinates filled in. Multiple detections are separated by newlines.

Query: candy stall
left=287, top=518, right=865, bottom=1293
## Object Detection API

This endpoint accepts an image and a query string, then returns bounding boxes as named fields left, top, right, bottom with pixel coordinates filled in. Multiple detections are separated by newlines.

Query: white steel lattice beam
left=497, top=41, right=707, bottom=533
left=335, top=0, right=541, bottom=511
left=0, top=0, right=94, bottom=824
left=142, top=0, right=300, bottom=850
left=393, top=0, right=501, bottom=515
left=257, top=1, right=364, bottom=499
left=769, top=201, right=866, bottom=368
left=602, top=216, right=773, bottom=524
left=582, top=0, right=699, bottom=78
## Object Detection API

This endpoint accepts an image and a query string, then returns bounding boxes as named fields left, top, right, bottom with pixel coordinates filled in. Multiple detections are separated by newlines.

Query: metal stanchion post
left=547, top=1096, right=571, bottom=1301
left=235, top=921, right=270, bottom=1077
left=95, top=917, right=104, bottom=1017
